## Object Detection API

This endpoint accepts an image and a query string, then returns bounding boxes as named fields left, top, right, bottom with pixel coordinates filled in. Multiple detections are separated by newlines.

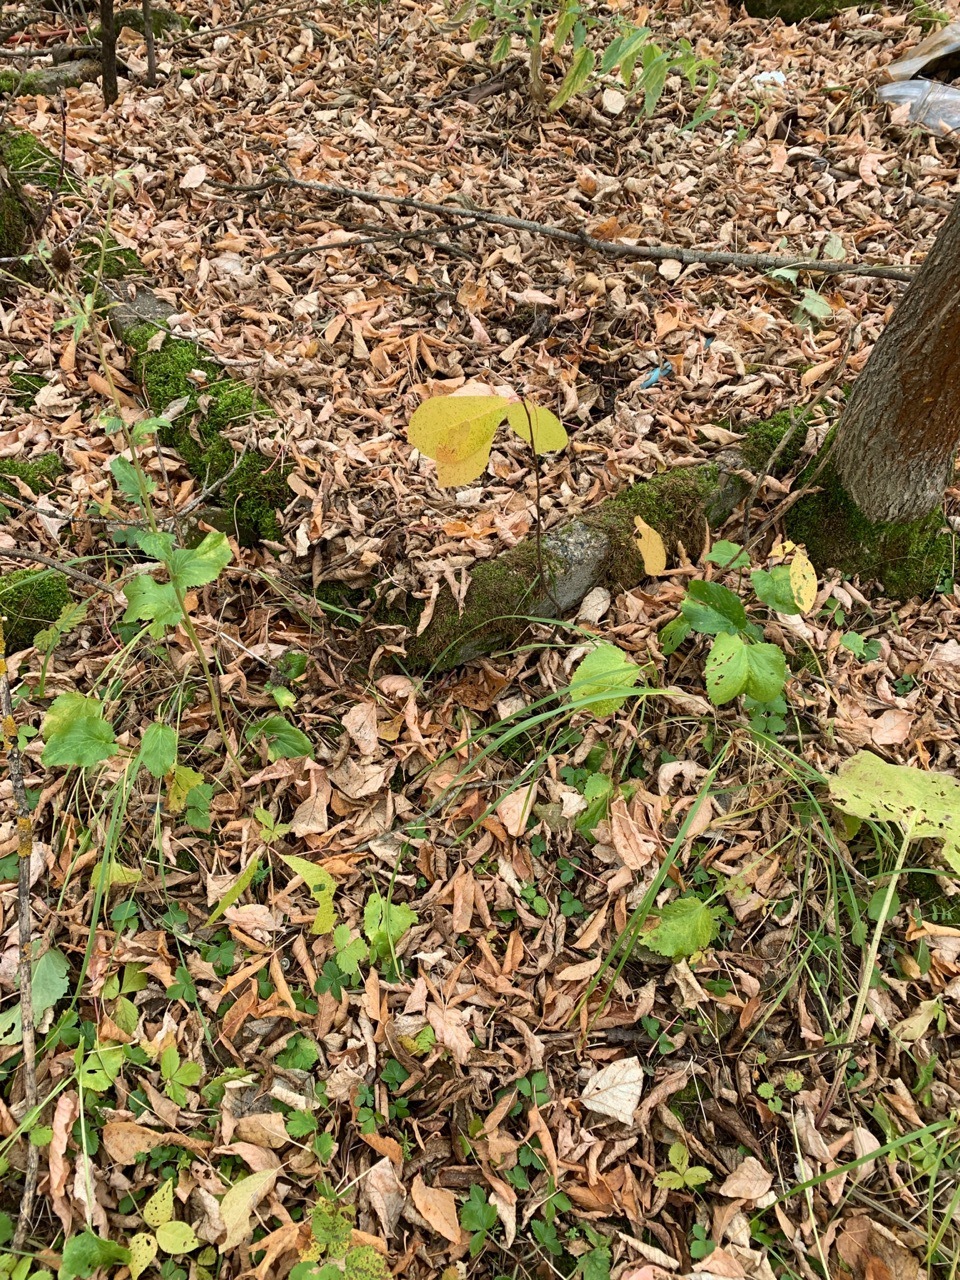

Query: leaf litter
left=0, top=1, right=958, bottom=1278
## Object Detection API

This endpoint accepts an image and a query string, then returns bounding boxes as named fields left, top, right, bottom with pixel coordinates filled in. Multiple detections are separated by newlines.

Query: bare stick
left=215, top=172, right=918, bottom=283
left=1, top=619, right=40, bottom=1252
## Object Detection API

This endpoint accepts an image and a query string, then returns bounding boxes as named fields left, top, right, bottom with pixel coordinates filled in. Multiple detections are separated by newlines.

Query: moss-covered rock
left=125, top=323, right=290, bottom=546
left=787, top=459, right=951, bottom=597
left=0, top=568, right=70, bottom=653
left=738, top=408, right=809, bottom=474
left=743, top=0, right=859, bottom=18
left=0, top=452, right=63, bottom=517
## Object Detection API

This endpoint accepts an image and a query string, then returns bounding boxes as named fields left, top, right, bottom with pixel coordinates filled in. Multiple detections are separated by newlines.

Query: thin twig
left=0, top=548, right=117, bottom=593
left=212, top=172, right=918, bottom=282
left=1, top=619, right=40, bottom=1253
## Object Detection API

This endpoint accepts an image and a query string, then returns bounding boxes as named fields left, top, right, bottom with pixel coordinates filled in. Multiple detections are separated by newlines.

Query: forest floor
left=2, top=1, right=960, bottom=1278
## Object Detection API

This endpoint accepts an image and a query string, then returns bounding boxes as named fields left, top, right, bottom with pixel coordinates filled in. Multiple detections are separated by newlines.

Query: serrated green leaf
left=705, top=540, right=750, bottom=570
left=141, top=722, right=177, bottom=778
left=751, top=566, right=799, bottom=614
left=206, top=853, right=261, bottom=926
left=247, top=715, right=314, bottom=761
left=705, top=632, right=749, bottom=705
left=59, top=1230, right=130, bottom=1280
left=167, top=531, right=232, bottom=591
left=653, top=1170, right=685, bottom=1190
left=643, top=897, right=721, bottom=960
left=505, top=400, right=568, bottom=454
left=110, top=455, right=156, bottom=503
left=660, top=614, right=692, bottom=657
left=408, top=395, right=507, bottom=487
left=682, top=580, right=748, bottom=635
left=41, top=692, right=118, bottom=768
left=684, top=1166, right=713, bottom=1187
left=123, top=574, right=183, bottom=637
left=155, top=1220, right=201, bottom=1254
left=134, top=530, right=176, bottom=561
left=128, top=1232, right=158, bottom=1280
left=364, top=892, right=418, bottom=957
left=166, top=765, right=205, bottom=815
left=549, top=44, right=596, bottom=111
left=668, top=1141, right=689, bottom=1173
left=568, top=643, right=641, bottom=717
left=143, top=1178, right=175, bottom=1228
left=743, top=643, right=788, bottom=702
left=828, top=752, right=960, bottom=870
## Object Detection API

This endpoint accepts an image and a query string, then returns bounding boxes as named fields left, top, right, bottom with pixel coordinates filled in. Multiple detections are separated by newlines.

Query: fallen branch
left=1, top=618, right=40, bottom=1253
left=214, top=172, right=917, bottom=283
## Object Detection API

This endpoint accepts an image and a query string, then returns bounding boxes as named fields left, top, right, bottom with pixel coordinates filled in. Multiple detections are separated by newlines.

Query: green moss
left=739, top=408, right=809, bottom=474
left=0, top=127, right=72, bottom=193
left=127, top=326, right=289, bottom=546
left=595, top=466, right=719, bottom=586
left=0, top=451, right=63, bottom=506
left=77, top=239, right=144, bottom=281
left=8, top=371, right=47, bottom=406
left=787, top=459, right=952, bottom=598
left=743, top=0, right=859, bottom=17
left=0, top=568, right=70, bottom=653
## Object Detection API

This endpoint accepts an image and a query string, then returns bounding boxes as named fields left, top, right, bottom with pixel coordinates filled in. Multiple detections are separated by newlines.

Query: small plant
left=689, top=1223, right=716, bottom=1261
left=654, top=1142, right=712, bottom=1191
left=291, top=1196, right=389, bottom=1280
left=756, top=1069, right=804, bottom=1116
left=460, top=1184, right=499, bottom=1256
left=159, top=1045, right=202, bottom=1106
left=126, top=1178, right=202, bottom=1279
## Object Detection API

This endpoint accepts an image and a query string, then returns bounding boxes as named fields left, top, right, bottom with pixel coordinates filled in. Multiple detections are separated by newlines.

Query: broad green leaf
left=799, top=288, right=833, bottom=320
left=155, top=1221, right=201, bottom=1254
left=669, top=1142, right=689, bottom=1173
left=639, top=48, right=669, bottom=116
left=549, top=44, right=596, bottom=111
left=568, top=643, right=641, bottom=716
left=660, top=614, right=691, bottom=656
left=505, top=401, right=568, bottom=454
left=128, top=1232, right=158, bottom=1280
left=789, top=550, right=817, bottom=613
left=0, top=947, right=69, bottom=1046
left=141, top=722, right=178, bottom=778
left=281, top=854, right=336, bottom=934
left=643, top=897, right=721, bottom=959
left=59, top=1231, right=130, bottom=1280
left=634, top=516, right=667, bottom=576
left=654, top=1170, right=686, bottom=1190
left=206, top=854, right=261, bottom=926
left=743, top=643, right=788, bottom=702
left=247, top=715, right=314, bottom=762
left=110, top=455, right=156, bottom=503
left=123, top=575, right=183, bottom=637
left=143, top=1178, right=175, bottom=1228
left=41, top=692, right=117, bottom=768
left=554, top=1, right=578, bottom=50
left=705, top=540, right=750, bottom=571
left=219, top=1169, right=277, bottom=1253
left=408, top=395, right=507, bottom=487
left=160, top=1044, right=180, bottom=1081
left=684, top=1165, right=713, bottom=1187
left=134, top=530, right=177, bottom=561
left=168, top=531, right=232, bottom=591
left=76, top=1043, right=124, bottom=1092
left=828, top=752, right=960, bottom=871
left=491, top=31, right=511, bottom=61
left=682, top=580, right=748, bottom=635
left=185, top=782, right=213, bottom=831
left=751, top=566, right=799, bottom=614
left=364, top=893, right=418, bottom=958
left=705, top=633, right=749, bottom=705
left=167, top=765, right=205, bottom=814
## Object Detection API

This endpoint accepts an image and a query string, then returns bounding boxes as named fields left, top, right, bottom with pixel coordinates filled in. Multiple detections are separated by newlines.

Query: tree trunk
left=832, top=195, right=960, bottom=525
left=101, top=0, right=118, bottom=106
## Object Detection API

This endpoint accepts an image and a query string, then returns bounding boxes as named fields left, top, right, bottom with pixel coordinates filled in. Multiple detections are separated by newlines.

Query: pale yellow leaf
left=634, top=516, right=667, bottom=576
left=143, top=1178, right=175, bottom=1228
left=581, top=1056, right=644, bottom=1123
left=505, top=400, right=568, bottom=454
left=789, top=549, right=817, bottom=613
left=219, top=1169, right=277, bottom=1253
left=155, top=1220, right=202, bottom=1254
left=129, top=1233, right=158, bottom=1280
left=408, top=395, right=506, bottom=487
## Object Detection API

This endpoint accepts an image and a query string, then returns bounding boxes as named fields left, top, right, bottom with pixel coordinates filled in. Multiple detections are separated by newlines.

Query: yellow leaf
left=155, top=1220, right=202, bottom=1254
left=505, top=400, right=568, bottom=454
left=143, top=1178, right=175, bottom=1229
left=219, top=1169, right=277, bottom=1253
left=634, top=517, right=667, bottom=576
left=408, top=395, right=506, bottom=487
left=129, top=1233, right=159, bottom=1280
left=789, top=550, right=817, bottom=613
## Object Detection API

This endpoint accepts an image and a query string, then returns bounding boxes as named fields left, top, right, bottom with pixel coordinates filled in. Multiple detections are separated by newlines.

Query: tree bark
left=833, top=195, right=960, bottom=524
left=100, top=0, right=118, bottom=106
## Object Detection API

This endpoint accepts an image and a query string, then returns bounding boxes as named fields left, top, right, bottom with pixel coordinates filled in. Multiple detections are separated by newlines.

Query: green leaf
left=743, top=643, right=788, bottom=702
left=751, top=566, right=799, bottom=614
left=110, top=455, right=156, bottom=503
left=134, top=530, right=177, bottom=561
left=333, top=925, right=368, bottom=977
left=141, top=722, right=177, bottom=778
left=59, top=1231, right=130, bottom=1280
left=505, top=401, right=568, bottom=454
left=0, top=946, right=70, bottom=1046
left=684, top=1165, right=713, bottom=1187
left=143, top=1178, right=175, bottom=1228
left=653, top=1170, right=686, bottom=1190
left=128, top=1232, right=158, bottom=1280
left=668, top=1141, right=689, bottom=1173
left=206, top=854, right=261, bottom=926
left=167, top=765, right=205, bottom=814
left=41, top=692, right=117, bottom=768
left=167, top=531, right=232, bottom=591
left=682, top=580, right=748, bottom=635
left=568, top=643, right=641, bottom=716
left=281, top=854, right=336, bottom=934
left=123, top=575, right=183, bottom=637
left=185, top=782, right=213, bottom=831
left=160, top=1043, right=180, bottom=1081
left=32, top=599, right=88, bottom=653
left=75, top=1043, right=124, bottom=1092
left=660, top=614, right=691, bottom=657
left=364, top=893, right=418, bottom=959
left=799, top=287, right=833, bottom=320
left=704, top=632, right=749, bottom=705
left=491, top=31, right=511, bottom=61
left=247, top=715, right=314, bottom=762
left=549, top=44, right=596, bottom=111
left=643, top=897, right=722, bottom=960
left=828, top=752, right=960, bottom=871
left=460, top=1184, right=498, bottom=1234
left=705, top=540, right=750, bottom=570
left=155, top=1220, right=201, bottom=1254
left=407, top=395, right=507, bottom=487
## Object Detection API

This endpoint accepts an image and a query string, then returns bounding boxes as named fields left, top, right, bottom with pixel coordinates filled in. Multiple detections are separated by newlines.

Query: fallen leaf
left=180, top=163, right=208, bottom=190
left=581, top=1056, right=644, bottom=1123
left=219, top=1169, right=277, bottom=1252
left=717, top=1156, right=773, bottom=1200
left=365, top=1158, right=405, bottom=1238
left=411, top=1174, right=461, bottom=1244
left=634, top=516, right=667, bottom=575
left=497, top=783, right=537, bottom=838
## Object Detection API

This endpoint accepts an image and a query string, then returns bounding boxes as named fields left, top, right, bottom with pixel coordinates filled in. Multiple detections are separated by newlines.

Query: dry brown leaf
left=411, top=1174, right=461, bottom=1244
left=717, top=1156, right=773, bottom=1200
left=365, top=1157, right=405, bottom=1238
left=580, top=1056, right=644, bottom=1123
